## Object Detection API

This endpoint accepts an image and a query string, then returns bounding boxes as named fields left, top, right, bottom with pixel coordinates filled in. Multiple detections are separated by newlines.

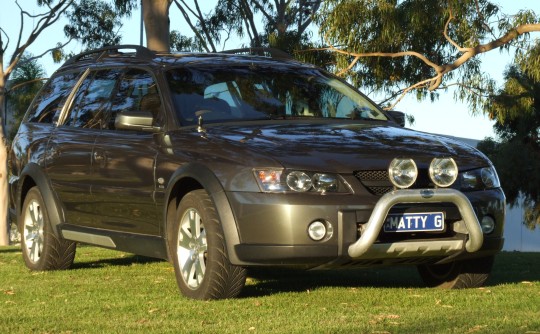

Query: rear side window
left=26, top=72, right=82, bottom=124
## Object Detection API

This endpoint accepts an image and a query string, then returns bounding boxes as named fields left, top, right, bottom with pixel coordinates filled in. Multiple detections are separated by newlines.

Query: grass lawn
left=0, top=245, right=539, bottom=333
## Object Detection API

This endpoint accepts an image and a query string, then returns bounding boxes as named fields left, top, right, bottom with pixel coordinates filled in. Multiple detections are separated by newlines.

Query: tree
left=317, top=0, right=540, bottom=110
left=0, top=0, right=128, bottom=245
left=5, top=56, right=46, bottom=140
left=142, top=0, right=173, bottom=51
left=0, top=0, right=76, bottom=245
left=478, top=43, right=540, bottom=229
left=170, top=0, right=322, bottom=53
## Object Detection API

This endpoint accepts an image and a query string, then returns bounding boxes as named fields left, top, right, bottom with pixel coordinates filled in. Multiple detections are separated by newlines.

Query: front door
left=90, top=68, right=163, bottom=235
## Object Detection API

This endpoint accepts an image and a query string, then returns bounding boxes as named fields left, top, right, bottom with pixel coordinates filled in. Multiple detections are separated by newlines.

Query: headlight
left=254, top=169, right=350, bottom=194
left=286, top=171, right=312, bottom=192
left=388, top=158, right=418, bottom=189
left=460, top=166, right=500, bottom=191
left=429, top=157, right=458, bottom=188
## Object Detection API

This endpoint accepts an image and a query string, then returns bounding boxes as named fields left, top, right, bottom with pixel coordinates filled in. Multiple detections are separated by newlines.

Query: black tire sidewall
left=418, top=256, right=495, bottom=289
left=169, top=190, right=228, bottom=300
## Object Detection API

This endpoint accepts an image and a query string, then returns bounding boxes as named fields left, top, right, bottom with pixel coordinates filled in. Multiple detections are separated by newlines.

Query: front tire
left=417, top=256, right=495, bottom=289
left=169, top=190, right=246, bottom=300
left=20, top=187, right=76, bottom=271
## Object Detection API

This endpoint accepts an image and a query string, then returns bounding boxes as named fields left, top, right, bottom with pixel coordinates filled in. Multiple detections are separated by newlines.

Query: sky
left=1, top=0, right=539, bottom=140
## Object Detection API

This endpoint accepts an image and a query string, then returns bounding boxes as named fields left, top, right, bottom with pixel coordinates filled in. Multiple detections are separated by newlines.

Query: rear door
left=45, top=68, right=122, bottom=227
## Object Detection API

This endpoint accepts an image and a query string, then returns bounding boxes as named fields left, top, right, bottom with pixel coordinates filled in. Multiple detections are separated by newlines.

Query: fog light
left=429, top=157, right=458, bottom=187
left=481, top=216, right=495, bottom=234
left=388, top=158, right=418, bottom=189
left=308, top=220, right=333, bottom=241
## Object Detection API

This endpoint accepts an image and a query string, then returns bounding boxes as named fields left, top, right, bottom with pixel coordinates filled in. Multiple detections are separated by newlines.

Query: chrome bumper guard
left=348, top=188, right=483, bottom=259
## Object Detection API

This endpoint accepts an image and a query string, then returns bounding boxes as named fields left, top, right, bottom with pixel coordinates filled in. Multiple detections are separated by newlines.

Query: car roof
left=58, top=45, right=310, bottom=72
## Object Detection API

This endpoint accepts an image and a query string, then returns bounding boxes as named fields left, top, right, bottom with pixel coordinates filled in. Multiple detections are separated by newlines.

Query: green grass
left=1, top=246, right=539, bottom=333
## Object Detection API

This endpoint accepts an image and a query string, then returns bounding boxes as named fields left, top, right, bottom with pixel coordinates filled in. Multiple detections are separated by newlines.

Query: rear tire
left=417, top=256, right=494, bottom=289
left=169, top=190, right=246, bottom=300
left=20, top=187, right=76, bottom=271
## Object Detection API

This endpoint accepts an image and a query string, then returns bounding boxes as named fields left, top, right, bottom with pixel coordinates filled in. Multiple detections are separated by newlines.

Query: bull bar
left=347, top=188, right=484, bottom=258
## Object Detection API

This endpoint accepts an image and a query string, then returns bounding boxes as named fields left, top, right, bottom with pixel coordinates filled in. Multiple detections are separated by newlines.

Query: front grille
left=353, top=170, right=393, bottom=195
left=355, top=170, right=389, bottom=181
left=353, top=169, right=436, bottom=196
left=369, top=186, right=394, bottom=196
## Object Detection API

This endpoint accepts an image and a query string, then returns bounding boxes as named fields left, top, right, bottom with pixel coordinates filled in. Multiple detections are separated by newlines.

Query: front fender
left=165, top=162, right=242, bottom=264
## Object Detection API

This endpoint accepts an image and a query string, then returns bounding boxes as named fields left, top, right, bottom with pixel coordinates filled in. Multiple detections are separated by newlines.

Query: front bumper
left=229, top=188, right=505, bottom=267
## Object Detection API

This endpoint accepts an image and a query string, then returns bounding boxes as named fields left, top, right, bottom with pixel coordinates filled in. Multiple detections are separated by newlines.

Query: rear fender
left=17, top=163, right=64, bottom=238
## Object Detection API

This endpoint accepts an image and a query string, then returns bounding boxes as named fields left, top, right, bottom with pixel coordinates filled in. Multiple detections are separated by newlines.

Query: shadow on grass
left=71, top=254, right=162, bottom=270
left=35, top=245, right=538, bottom=297
left=241, top=266, right=424, bottom=298
left=240, top=252, right=540, bottom=298
left=488, top=252, right=540, bottom=285
left=0, top=247, right=21, bottom=254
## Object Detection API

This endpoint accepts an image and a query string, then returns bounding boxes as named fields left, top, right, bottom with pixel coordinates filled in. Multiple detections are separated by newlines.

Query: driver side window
left=106, top=69, right=162, bottom=130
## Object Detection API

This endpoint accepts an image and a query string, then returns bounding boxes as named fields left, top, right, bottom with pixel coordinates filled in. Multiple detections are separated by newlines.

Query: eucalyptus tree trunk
left=0, top=69, right=8, bottom=246
left=142, top=0, right=172, bottom=52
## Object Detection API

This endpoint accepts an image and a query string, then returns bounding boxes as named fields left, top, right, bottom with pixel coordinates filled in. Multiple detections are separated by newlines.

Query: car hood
left=178, top=121, right=489, bottom=172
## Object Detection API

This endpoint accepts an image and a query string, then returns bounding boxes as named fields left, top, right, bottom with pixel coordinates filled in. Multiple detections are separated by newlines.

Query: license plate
left=383, top=212, right=445, bottom=233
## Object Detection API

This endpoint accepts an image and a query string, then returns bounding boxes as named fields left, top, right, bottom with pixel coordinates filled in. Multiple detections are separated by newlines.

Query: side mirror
left=388, top=110, right=406, bottom=127
left=115, top=111, right=162, bottom=132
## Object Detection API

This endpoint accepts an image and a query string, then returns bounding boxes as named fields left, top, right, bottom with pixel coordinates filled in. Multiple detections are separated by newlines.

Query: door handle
left=93, top=151, right=105, bottom=162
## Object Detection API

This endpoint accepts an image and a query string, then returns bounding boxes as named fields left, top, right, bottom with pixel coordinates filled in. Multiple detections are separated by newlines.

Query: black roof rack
left=62, top=45, right=155, bottom=66
left=220, top=47, right=292, bottom=60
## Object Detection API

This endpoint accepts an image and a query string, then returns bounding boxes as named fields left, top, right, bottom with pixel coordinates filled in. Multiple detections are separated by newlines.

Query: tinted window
left=26, top=72, right=82, bottom=124
left=166, top=66, right=387, bottom=125
left=65, top=69, right=121, bottom=129
left=106, top=69, right=162, bottom=130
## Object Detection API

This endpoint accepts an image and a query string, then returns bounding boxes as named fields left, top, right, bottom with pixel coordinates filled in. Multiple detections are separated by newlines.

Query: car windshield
left=166, top=65, right=388, bottom=125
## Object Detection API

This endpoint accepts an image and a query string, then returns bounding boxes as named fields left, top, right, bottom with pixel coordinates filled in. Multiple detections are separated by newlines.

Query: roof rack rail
left=220, top=47, right=292, bottom=59
left=63, top=45, right=155, bottom=66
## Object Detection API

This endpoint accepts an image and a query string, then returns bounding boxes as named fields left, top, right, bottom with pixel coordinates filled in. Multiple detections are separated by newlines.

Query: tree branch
left=298, top=0, right=322, bottom=35
left=191, top=0, right=218, bottom=52
left=6, top=77, right=48, bottom=93
left=173, top=0, right=213, bottom=52
left=325, top=41, right=441, bottom=74
left=251, top=0, right=275, bottom=26
left=443, top=7, right=465, bottom=51
left=239, top=0, right=261, bottom=46
left=8, top=0, right=74, bottom=77
left=433, top=23, right=540, bottom=90
left=19, top=38, right=73, bottom=66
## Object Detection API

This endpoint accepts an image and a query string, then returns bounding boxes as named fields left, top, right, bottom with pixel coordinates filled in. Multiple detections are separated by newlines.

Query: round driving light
left=308, top=220, right=332, bottom=241
left=286, top=171, right=312, bottom=192
left=429, top=157, right=458, bottom=187
left=388, top=158, right=418, bottom=189
left=481, top=216, right=495, bottom=234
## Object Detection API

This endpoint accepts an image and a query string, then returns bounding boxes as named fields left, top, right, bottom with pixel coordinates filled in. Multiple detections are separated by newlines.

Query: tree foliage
left=170, top=0, right=321, bottom=53
left=0, top=0, right=78, bottom=245
left=317, top=0, right=540, bottom=110
left=478, top=43, right=540, bottom=229
left=5, top=56, right=46, bottom=140
left=64, top=0, right=123, bottom=50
